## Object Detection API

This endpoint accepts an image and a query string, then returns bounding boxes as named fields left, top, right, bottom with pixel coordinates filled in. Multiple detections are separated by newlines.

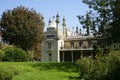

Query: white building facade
left=42, top=13, right=95, bottom=62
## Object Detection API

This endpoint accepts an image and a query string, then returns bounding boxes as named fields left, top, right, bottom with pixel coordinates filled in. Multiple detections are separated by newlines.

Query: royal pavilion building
left=41, top=13, right=95, bottom=62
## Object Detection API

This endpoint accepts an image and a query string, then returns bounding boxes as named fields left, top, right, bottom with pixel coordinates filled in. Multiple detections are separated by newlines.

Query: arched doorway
left=48, top=53, right=52, bottom=62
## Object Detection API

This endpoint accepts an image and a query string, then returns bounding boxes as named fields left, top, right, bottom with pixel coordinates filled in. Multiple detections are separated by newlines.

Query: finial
left=56, top=12, right=59, bottom=17
left=76, top=25, right=78, bottom=34
left=86, top=11, right=90, bottom=20
left=52, top=16, right=55, bottom=21
left=79, top=26, right=82, bottom=35
left=63, top=16, right=65, bottom=21
left=56, top=12, right=60, bottom=23
left=48, top=17, right=51, bottom=25
left=72, top=26, right=74, bottom=36
left=62, top=16, right=66, bottom=26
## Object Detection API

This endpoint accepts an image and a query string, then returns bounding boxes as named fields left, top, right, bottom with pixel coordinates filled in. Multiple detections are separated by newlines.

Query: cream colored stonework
left=42, top=14, right=94, bottom=62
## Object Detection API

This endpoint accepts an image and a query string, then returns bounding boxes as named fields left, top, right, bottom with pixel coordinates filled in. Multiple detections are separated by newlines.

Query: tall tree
left=77, top=11, right=97, bottom=36
left=78, top=0, right=120, bottom=47
left=0, top=6, right=44, bottom=50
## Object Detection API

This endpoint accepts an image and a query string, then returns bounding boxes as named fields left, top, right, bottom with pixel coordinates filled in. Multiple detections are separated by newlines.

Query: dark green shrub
left=0, top=49, right=5, bottom=61
left=0, top=66, right=14, bottom=80
left=0, top=65, right=20, bottom=80
left=3, top=46, right=29, bottom=62
left=76, top=50, right=120, bottom=80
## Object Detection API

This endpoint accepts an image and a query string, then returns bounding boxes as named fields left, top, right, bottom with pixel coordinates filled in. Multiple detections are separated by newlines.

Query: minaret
left=79, top=26, right=82, bottom=35
left=62, top=17, right=66, bottom=38
left=72, top=27, right=74, bottom=36
left=55, top=12, right=60, bottom=38
left=48, top=17, right=51, bottom=25
left=76, top=25, right=78, bottom=35
left=55, top=12, right=60, bottom=62
left=86, top=12, right=90, bottom=36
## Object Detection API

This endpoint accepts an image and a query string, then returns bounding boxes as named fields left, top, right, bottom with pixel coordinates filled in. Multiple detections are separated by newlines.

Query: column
left=62, top=52, right=64, bottom=62
left=71, top=51, right=74, bottom=62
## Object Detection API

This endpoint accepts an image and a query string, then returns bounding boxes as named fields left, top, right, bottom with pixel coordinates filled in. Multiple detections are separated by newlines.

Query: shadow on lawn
left=30, top=62, right=78, bottom=72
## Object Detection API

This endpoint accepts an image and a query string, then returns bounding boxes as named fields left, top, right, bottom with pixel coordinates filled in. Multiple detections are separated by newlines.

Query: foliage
left=32, top=43, right=42, bottom=61
left=0, top=67, right=13, bottom=80
left=77, top=11, right=97, bottom=36
left=76, top=50, right=120, bottom=80
left=0, top=49, right=5, bottom=61
left=2, top=46, right=29, bottom=62
left=79, top=0, right=120, bottom=46
left=0, top=66, right=19, bottom=80
left=0, top=6, right=44, bottom=50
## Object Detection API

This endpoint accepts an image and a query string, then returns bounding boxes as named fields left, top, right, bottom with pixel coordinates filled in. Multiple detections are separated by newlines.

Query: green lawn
left=0, top=62, right=79, bottom=80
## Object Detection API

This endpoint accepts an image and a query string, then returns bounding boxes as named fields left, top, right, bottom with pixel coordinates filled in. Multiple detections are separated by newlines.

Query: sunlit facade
left=42, top=14, right=95, bottom=62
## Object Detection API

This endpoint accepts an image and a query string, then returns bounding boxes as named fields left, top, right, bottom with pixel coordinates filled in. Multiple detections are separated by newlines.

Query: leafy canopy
left=0, top=6, right=44, bottom=50
left=78, top=0, right=120, bottom=47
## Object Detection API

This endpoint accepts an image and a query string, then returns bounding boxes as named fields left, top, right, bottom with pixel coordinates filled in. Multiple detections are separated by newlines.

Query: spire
left=62, top=16, right=67, bottom=38
left=52, top=16, right=55, bottom=21
left=79, top=26, right=82, bottom=35
left=76, top=25, right=78, bottom=34
left=48, top=17, right=51, bottom=25
left=86, top=11, right=90, bottom=36
left=62, top=16, right=66, bottom=26
left=72, top=27, right=74, bottom=36
left=56, top=12, right=60, bottom=24
left=55, top=12, right=60, bottom=39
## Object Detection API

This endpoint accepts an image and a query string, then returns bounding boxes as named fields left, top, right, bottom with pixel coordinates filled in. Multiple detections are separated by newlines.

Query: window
left=88, top=41, right=91, bottom=47
left=48, top=43, right=51, bottom=49
left=46, top=35, right=55, bottom=38
left=79, top=41, right=82, bottom=47
left=70, top=42, right=74, bottom=48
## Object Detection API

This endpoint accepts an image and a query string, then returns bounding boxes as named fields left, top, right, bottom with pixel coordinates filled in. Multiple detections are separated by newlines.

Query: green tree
left=77, top=11, right=97, bottom=36
left=0, top=6, right=44, bottom=50
left=80, top=0, right=120, bottom=46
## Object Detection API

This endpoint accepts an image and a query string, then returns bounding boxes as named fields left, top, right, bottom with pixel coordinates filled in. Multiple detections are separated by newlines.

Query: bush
left=3, top=46, right=29, bottom=62
left=0, top=66, right=18, bottom=80
left=76, top=50, right=120, bottom=80
left=0, top=49, right=5, bottom=61
left=0, top=65, right=21, bottom=80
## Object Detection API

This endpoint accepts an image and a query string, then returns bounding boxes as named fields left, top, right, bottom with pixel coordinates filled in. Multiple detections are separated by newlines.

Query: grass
left=0, top=62, right=79, bottom=80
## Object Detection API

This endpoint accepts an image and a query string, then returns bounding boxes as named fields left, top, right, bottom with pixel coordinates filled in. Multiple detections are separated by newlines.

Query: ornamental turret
left=76, top=25, right=78, bottom=35
left=55, top=12, right=60, bottom=38
left=56, top=12, right=60, bottom=31
left=79, top=26, right=82, bottom=35
left=48, top=18, right=51, bottom=25
left=62, top=17, right=66, bottom=37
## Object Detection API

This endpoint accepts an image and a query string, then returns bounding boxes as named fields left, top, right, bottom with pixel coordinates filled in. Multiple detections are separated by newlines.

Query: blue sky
left=0, top=0, right=90, bottom=30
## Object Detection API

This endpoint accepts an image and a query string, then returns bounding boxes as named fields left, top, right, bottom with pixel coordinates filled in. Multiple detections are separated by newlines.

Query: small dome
left=48, top=20, right=56, bottom=28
